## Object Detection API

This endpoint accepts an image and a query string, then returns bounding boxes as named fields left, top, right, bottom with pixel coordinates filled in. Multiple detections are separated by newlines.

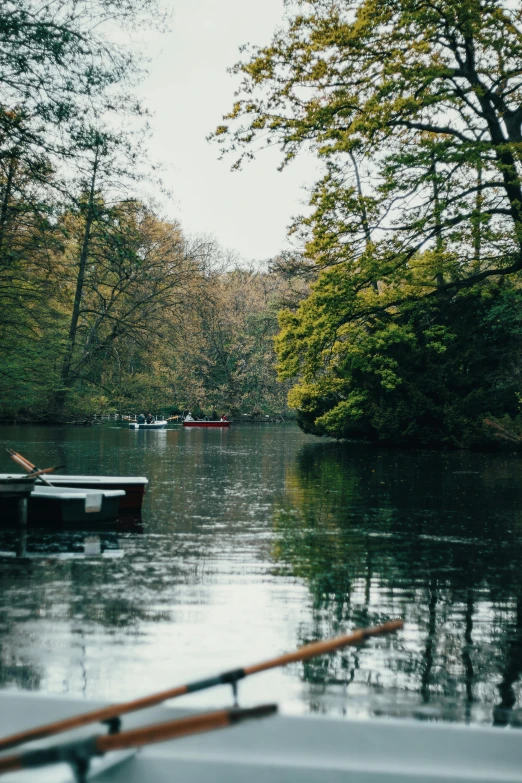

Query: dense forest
left=0, top=0, right=304, bottom=421
left=215, top=0, right=522, bottom=448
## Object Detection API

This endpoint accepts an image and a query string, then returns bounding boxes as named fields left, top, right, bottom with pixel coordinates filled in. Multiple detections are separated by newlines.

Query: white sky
left=138, top=0, right=318, bottom=262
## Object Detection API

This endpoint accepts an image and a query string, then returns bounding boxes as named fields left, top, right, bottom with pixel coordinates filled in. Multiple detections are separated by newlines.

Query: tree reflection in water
left=272, top=442, right=522, bottom=725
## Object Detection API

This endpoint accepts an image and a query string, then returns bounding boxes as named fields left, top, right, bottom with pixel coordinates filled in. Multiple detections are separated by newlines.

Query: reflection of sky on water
left=0, top=425, right=522, bottom=726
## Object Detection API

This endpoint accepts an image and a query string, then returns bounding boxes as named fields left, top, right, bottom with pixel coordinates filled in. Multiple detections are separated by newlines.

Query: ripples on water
left=0, top=423, right=522, bottom=726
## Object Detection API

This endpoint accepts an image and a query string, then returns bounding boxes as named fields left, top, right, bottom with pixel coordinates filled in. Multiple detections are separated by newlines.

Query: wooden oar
left=7, top=450, right=34, bottom=471
left=23, top=467, right=62, bottom=480
left=0, top=620, right=403, bottom=752
left=0, top=704, right=277, bottom=777
left=6, top=449, right=58, bottom=487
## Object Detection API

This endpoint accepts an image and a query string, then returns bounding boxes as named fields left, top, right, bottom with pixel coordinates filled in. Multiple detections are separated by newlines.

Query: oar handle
left=97, top=704, right=276, bottom=753
left=6, top=450, right=55, bottom=486
left=7, top=451, right=34, bottom=472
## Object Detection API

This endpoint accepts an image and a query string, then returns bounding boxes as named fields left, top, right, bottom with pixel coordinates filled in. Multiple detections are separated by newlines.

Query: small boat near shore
left=0, top=689, right=521, bottom=783
left=183, top=419, right=230, bottom=428
left=0, top=474, right=148, bottom=512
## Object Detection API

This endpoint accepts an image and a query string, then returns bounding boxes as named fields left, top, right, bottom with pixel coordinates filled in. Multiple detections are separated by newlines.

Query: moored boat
left=0, top=475, right=148, bottom=512
left=27, top=486, right=125, bottom=524
left=0, top=690, right=521, bottom=782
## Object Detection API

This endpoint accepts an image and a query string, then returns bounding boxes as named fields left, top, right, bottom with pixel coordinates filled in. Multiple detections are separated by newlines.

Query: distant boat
left=129, top=420, right=168, bottom=430
left=182, top=419, right=230, bottom=428
left=0, top=474, right=148, bottom=511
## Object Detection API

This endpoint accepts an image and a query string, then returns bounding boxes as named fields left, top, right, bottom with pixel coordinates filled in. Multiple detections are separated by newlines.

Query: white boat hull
left=28, top=487, right=125, bottom=523
left=0, top=475, right=148, bottom=512
left=129, top=421, right=168, bottom=430
left=0, top=691, right=521, bottom=782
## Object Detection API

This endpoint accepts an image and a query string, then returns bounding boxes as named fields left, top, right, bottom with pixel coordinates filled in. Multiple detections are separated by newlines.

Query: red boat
left=183, top=419, right=230, bottom=428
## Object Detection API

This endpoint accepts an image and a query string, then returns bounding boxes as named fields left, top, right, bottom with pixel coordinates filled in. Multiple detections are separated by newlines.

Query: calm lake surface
left=1, top=423, right=522, bottom=727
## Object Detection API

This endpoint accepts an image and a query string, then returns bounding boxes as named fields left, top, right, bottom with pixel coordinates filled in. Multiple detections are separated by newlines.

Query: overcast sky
left=138, top=0, right=318, bottom=262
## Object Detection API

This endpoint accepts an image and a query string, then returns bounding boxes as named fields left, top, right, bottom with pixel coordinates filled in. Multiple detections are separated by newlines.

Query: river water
left=0, top=423, right=521, bottom=727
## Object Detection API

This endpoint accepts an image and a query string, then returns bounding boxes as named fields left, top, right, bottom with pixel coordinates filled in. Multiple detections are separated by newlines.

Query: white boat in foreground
left=0, top=690, right=521, bottom=782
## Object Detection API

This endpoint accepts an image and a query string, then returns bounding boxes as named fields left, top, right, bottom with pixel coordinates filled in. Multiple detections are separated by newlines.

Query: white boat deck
left=0, top=691, right=521, bottom=782
left=0, top=475, right=148, bottom=487
left=31, top=487, right=124, bottom=509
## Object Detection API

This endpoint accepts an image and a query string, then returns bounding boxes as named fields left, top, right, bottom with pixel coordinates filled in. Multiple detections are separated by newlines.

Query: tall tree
left=0, top=0, right=165, bottom=416
left=217, top=0, right=522, bottom=293
left=0, top=0, right=160, bottom=161
left=214, top=0, right=522, bottom=446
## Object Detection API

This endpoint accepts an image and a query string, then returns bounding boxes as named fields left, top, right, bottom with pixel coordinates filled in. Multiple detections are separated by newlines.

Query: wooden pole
left=244, top=620, right=403, bottom=675
left=0, top=620, right=403, bottom=752
left=0, top=705, right=277, bottom=776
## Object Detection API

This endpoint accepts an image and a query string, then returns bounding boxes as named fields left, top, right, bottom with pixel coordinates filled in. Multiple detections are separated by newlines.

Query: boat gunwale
left=0, top=474, right=148, bottom=486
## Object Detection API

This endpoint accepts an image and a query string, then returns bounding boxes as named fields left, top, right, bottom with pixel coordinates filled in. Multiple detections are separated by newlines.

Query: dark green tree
left=214, top=0, right=522, bottom=445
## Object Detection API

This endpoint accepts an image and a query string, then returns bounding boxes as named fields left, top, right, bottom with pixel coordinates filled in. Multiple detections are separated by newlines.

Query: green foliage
left=215, top=0, right=522, bottom=447
left=217, top=0, right=522, bottom=286
left=278, top=269, right=522, bottom=446
left=0, top=0, right=160, bottom=160
left=0, top=169, right=298, bottom=418
left=167, top=266, right=302, bottom=416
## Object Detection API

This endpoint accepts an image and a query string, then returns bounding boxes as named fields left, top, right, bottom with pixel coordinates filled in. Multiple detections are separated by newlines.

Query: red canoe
left=183, top=420, right=230, bottom=428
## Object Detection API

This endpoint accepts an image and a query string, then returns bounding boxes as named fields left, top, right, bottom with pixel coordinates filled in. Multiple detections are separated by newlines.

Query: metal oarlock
left=231, top=678, right=239, bottom=707
left=102, top=716, right=122, bottom=735
left=218, top=667, right=245, bottom=707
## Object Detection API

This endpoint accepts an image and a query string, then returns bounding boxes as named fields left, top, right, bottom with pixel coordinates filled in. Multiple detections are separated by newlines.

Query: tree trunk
left=0, top=152, right=17, bottom=265
left=430, top=153, right=444, bottom=288
left=349, top=151, right=378, bottom=292
left=54, top=149, right=100, bottom=414
left=472, top=164, right=483, bottom=268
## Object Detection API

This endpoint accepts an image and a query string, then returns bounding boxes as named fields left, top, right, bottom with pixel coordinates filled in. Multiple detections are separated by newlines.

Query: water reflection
left=0, top=527, right=124, bottom=559
left=272, top=442, right=522, bottom=724
left=0, top=426, right=522, bottom=725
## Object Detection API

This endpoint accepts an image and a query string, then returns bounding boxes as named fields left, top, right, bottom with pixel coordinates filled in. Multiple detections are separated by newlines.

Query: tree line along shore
left=3, top=0, right=522, bottom=449
left=0, top=0, right=303, bottom=424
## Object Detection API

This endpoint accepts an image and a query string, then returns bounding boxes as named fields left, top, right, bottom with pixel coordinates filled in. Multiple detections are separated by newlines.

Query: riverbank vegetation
left=0, top=0, right=302, bottom=422
left=215, top=0, right=522, bottom=448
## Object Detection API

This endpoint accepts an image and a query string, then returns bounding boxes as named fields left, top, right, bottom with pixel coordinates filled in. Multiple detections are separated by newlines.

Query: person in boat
left=220, top=414, right=228, bottom=421
left=146, top=413, right=153, bottom=424
left=137, top=413, right=145, bottom=424
left=185, top=412, right=194, bottom=422
left=211, top=409, right=218, bottom=421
